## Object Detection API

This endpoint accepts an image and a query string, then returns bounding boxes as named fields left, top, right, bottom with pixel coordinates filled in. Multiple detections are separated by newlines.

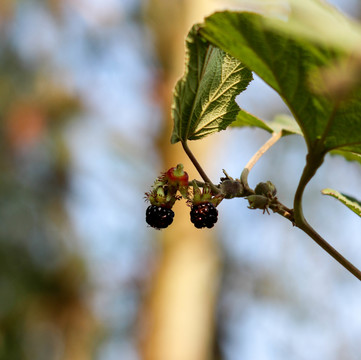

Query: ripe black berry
left=190, top=202, right=218, bottom=229
left=146, top=205, right=174, bottom=229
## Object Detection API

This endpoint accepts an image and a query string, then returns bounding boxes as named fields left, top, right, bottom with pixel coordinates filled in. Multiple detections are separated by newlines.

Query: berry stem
left=191, top=179, right=208, bottom=188
left=241, top=131, right=282, bottom=191
left=182, top=140, right=220, bottom=194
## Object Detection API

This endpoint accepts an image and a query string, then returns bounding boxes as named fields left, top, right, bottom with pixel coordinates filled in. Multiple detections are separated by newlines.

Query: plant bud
left=220, top=179, right=243, bottom=198
left=247, top=194, right=268, bottom=209
left=255, top=181, right=277, bottom=196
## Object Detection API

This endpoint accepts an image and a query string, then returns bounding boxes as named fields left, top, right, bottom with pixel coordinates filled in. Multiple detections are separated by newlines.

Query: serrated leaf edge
left=321, top=188, right=361, bottom=217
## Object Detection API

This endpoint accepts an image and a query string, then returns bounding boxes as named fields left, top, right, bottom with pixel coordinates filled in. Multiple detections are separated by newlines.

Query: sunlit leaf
left=322, top=188, right=361, bottom=217
left=170, top=25, right=253, bottom=144
left=232, top=109, right=272, bottom=132
left=263, top=0, right=361, bottom=53
left=200, top=11, right=361, bottom=156
left=232, top=112, right=302, bottom=136
left=329, top=150, right=361, bottom=165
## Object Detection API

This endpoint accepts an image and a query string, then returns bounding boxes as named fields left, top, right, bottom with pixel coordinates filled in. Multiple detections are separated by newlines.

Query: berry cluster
left=146, top=205, right=175, bottom=229
left=187, top=182, right=221, bottom=229
left=190, top=202, right=218, bottom=229
left=145, top=164, right=222, bottom=230
left=145, top=164, right=188, bottom=230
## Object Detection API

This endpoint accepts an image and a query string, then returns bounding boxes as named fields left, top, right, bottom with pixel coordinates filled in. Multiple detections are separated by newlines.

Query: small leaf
left=200, top=10, right=361, bottom=156
left=268, top=114, right=303, bottom=136
left=232, top=112, right=302, bottom=136
left=232, top=109, right=273, bottom=133
left=329, top=150, right=361, bottom=166
left=170, top=25, right=253, bottom=144
left=322, top=188, right=361, bottom=217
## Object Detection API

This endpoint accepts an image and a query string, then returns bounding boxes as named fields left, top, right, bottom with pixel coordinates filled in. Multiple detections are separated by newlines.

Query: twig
left=241, top=131, right=282, bottom=191
left=182, top=140, right=220, bottom=194
left=294, top=151, right=361, bottom=281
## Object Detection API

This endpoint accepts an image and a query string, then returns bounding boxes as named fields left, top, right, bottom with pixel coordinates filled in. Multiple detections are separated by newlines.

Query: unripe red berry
left=165, top=164, right=189, bottom=188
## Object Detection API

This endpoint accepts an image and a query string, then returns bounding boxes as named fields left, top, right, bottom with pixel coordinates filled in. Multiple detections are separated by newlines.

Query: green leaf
left=261, top=0, right=361, bottom=53
left=200, top=10, right=361, bottom=155
left=322, top=188, right=361, bottom=217
left=232, top=109, right=273, bottom=133
left=232, top=112, right=302, bottom=136
left=329, top=150, right=361, bottom=166
left=170, top=25, right=253, bottom=144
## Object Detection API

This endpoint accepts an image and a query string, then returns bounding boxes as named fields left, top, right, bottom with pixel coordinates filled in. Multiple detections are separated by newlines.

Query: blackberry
left=190, top=202, right=218, bottom=229
left=146, top=205, right=174, bottom=229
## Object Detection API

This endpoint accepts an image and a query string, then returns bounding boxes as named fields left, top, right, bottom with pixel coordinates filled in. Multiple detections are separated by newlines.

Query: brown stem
left=270, top=202, right=295, bottom=223
left=297, top=218, right=361, bottom=280
left=182, top=141, right=220, bottom=194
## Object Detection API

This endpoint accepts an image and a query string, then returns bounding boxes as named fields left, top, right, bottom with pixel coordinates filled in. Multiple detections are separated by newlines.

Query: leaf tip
left=170, top=133, right=180, bottom=144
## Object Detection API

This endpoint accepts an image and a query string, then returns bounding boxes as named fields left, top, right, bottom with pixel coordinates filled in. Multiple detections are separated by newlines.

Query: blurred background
left=0, top=0, right=361, bottom=359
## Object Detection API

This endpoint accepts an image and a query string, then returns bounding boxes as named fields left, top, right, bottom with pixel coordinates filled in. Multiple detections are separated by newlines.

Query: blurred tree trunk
left=140, top=2, right=222, bottom=360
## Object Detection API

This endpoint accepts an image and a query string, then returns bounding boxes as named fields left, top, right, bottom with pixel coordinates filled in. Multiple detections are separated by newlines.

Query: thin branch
left=241, top=131, right=282, bottom=191
left=245, top=131, right=283, bottom=172
left=294, top=151, right=361, bottom=281
left=181, top=140, right=220, bottom=194
left=297, top=217, right=361, bottom=281
left=270, top=202, right=295, bottom=224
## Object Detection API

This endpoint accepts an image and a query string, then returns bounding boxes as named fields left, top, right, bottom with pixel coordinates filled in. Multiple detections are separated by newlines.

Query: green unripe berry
left=247, top=194, right=268, bottom=209
left=255, top=181, right=277, bottom=196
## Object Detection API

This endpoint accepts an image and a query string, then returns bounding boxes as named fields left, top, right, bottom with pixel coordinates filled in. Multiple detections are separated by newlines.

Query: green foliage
left=200, top=11, right=361, bottom=155
left=171, top=25, right=252, bottom=144
left=168, top=2, right=361, bottom=278
left=233, top=112, right=302, bottom=136
left=329, top=150, right=361, bottom=165
left=322, top=188, right=361, bottom=218
left=261, top=0, right=361, bottom=52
